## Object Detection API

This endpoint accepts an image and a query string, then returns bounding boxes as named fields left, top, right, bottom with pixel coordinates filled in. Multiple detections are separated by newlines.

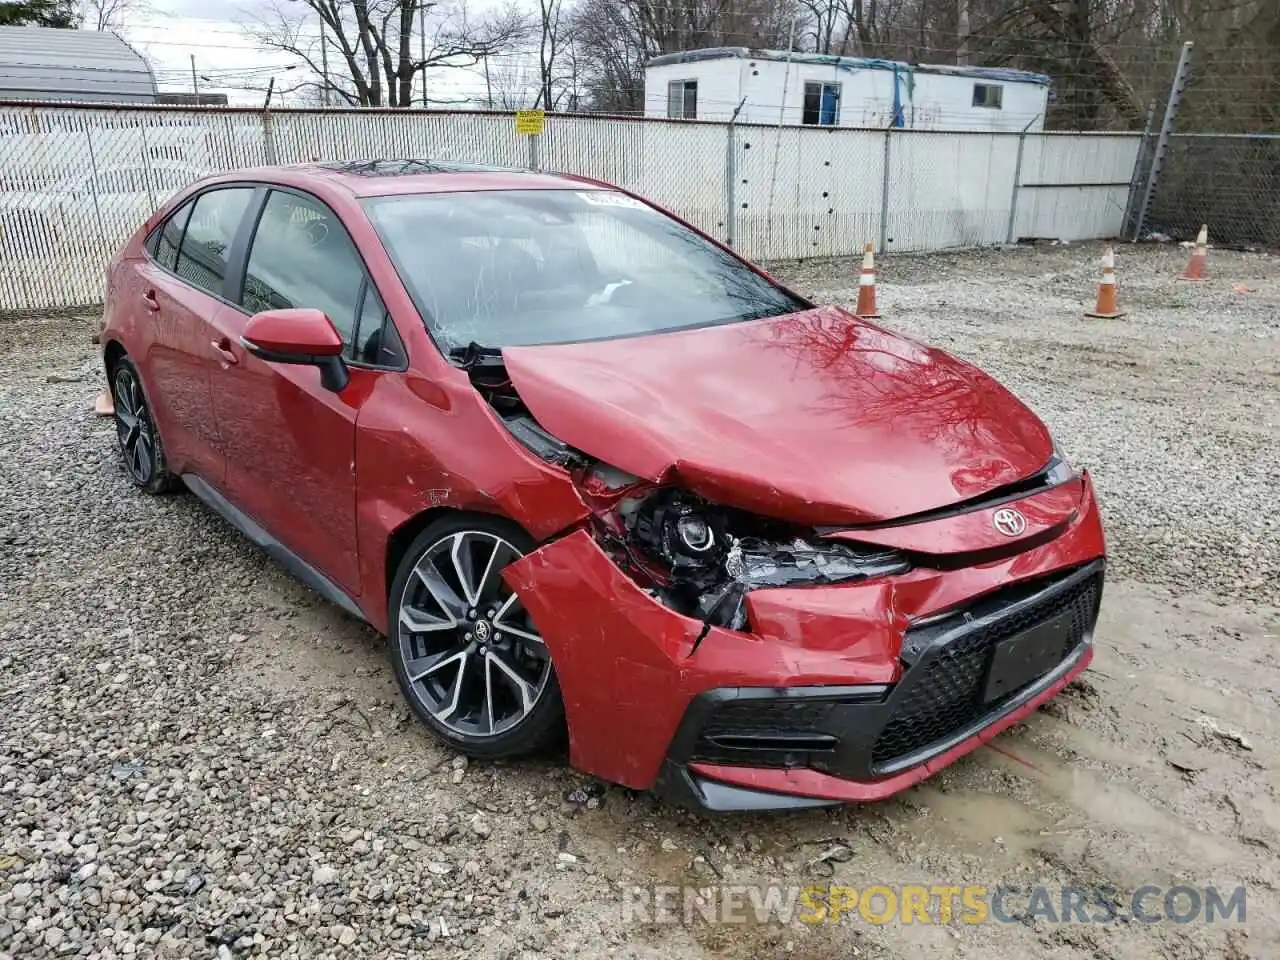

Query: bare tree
left=797, top=0, right=888, bottom=55
left=250, top=0, right=529, bottom=107
left=570, top=0, right=646, bottom=112
left=0, top=1, right=78, bottom=27
left=530, top=0, right=588, bottom=109
left=81, top=0, right=146, bottom=31
left=562, top=35, right=583, bottom=109
left=571, top=0, right=799, bottom=112
left=956, top=0, right=971, bottom=64
left=535, top=0, right=565, bottom=108
left=245, top=0, right=1273, bottom=128
left=489, top=53, right=539, bottom=107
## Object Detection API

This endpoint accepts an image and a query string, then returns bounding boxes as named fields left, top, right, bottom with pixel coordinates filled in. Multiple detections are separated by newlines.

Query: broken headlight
left=602, top=488, right=909, bottom=631
left=728, top=535, right=910, bottom=588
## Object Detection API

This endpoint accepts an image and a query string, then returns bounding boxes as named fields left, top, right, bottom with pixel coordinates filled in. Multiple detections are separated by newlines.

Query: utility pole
left=190, top=55, right=199, bottom=97
left=419, top=0, right=428, bottom=107
left=262, top=77, right=277, bottom=165
left=319, top=16, right=332, bottom=106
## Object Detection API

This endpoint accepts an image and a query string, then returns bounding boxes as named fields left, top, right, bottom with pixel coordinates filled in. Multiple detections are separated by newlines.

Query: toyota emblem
left=992, top=508, right=1027, bottom=537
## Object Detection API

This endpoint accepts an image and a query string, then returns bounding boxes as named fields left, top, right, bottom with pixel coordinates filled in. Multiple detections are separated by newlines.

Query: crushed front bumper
left=504, top=473, right=1106, bottom=810
left=654, top=561, right=1099, bottom=810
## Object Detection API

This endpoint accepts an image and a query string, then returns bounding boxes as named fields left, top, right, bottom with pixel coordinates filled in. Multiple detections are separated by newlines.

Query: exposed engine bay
left=602, top=486, right=910, bottom=632
left=454, top=342, right=586, bottom=468
left=458, top=345, right=911, bottom=637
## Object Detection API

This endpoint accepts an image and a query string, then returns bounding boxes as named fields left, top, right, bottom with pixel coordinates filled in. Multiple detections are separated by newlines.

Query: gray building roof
left=0, top=26, right=157, bottom=103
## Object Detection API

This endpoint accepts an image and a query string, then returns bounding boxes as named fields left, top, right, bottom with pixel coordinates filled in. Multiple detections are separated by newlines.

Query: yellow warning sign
left=515, top=109, right=545, bottom=136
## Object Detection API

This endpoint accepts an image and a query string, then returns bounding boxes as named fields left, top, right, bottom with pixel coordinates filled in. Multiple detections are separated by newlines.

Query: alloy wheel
left=113, top=365, right=155, bottom=485
left=397, top=531, right=551, bottom=737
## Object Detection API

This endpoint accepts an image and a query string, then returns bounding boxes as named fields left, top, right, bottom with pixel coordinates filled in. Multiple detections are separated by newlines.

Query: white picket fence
left=0, top=103, right=1142, bottom=311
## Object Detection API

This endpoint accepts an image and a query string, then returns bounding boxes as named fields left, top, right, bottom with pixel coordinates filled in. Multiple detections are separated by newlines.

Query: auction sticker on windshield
left=577, top=191, right=652, bottom=210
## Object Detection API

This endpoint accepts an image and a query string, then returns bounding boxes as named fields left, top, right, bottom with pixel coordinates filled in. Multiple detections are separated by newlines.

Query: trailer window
left=973, top=84, right=1004, bottom=109
left=802, top=82, right=841, bottom=125
left=667, top=80, right=697, bottom=120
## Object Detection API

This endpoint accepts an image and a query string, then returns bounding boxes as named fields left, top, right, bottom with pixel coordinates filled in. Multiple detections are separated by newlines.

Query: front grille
left=871, top=572, right=1100, bottom=767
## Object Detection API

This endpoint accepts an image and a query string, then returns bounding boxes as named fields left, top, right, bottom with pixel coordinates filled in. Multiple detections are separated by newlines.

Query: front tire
left=389, top=514, right=565, bottom=759
left=110, top=356, right=179, bottom=494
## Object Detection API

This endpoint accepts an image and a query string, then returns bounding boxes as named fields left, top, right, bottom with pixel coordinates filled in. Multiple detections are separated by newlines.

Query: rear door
left=135, top=185, right=256, bottom=484
left=205, top=186, right=405, bottom=597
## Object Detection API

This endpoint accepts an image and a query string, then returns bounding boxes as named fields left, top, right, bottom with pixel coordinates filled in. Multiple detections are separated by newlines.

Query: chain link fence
left=1144, top=134, right=1280, bottom=248
left=1122, top=39, right=1280, bottom=250
left=732, top=123, right=884, bottom=260
left=0, top=102, right=1142, bottom=311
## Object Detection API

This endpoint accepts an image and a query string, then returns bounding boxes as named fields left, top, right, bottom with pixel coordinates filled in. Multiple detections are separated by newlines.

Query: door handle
left=211, top=338, right=239, bottom=366
left=141, top=290, right=160, bottom=312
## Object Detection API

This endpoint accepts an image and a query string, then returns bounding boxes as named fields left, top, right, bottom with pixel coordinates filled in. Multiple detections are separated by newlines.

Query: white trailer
left=645, top=47, right=1050, bottom=133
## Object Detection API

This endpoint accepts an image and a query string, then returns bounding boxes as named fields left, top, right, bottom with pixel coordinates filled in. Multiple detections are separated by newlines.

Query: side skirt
left=182, top=473, right=368, bottom=625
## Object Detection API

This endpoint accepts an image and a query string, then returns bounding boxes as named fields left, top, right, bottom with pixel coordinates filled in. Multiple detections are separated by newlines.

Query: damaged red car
left=100, top=160, right=1105, bottom=811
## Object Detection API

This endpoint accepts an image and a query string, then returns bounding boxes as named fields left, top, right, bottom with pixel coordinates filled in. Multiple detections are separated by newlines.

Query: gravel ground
left=1, top=242, right=1278, bottom=960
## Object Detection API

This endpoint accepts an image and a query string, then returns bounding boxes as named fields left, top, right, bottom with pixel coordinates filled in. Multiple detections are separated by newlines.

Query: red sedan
left=99, top=160, right=1104, bottom=811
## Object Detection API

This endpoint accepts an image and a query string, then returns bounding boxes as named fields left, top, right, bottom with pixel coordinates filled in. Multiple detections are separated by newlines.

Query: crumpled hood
left=501, top=306, right=1053, bottom=526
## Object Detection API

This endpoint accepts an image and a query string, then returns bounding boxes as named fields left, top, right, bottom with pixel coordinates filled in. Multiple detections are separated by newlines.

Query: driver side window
left=240, top=190, right=364, bottom=346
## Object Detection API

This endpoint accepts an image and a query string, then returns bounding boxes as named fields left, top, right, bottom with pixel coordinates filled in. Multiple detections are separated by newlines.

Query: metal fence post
left=528, top=133, right=539, bottom=170
left=724, top=98, right=746, bottom=248
left=1005, top=115, right=1040, bottom=244
left=1133, top=40, right=1193, bottom=241
left=262, top=104, right=278, bottom=166
left=877, top=124, right=892, bottom=254
left=85, top=124, right=105, bottom=242
left=725, top=125, right=736, bottom=248
left=139, top=122, right=156, bottom=210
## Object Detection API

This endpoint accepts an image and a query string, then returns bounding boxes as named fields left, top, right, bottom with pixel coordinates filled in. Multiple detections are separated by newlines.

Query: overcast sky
left=122, top=0, right=514, bottom=107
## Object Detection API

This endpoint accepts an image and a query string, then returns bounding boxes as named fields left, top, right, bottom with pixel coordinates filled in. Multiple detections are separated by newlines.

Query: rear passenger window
left=153, top=200, right=193, bottom=272
left=241, top=190, right=364, bottom=345
left=174, top=188, right=254, bottom=298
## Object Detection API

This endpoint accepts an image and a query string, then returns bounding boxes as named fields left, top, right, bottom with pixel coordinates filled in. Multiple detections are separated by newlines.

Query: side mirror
left=241, top=308, right=349, bottom=392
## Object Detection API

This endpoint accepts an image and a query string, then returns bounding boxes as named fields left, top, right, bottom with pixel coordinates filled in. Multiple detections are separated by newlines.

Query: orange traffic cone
left=854, top=243, right=880, bottom=319
left=1178, top=224, right=1209, bottom=281
left=94, top=388, right=114, bottom=416
left=1085, top=246, right=1124, bottom=319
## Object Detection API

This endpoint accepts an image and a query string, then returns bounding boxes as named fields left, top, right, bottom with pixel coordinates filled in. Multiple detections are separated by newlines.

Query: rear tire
left=110, top=356, right=180, bottom=494
left=389, top=513, right=565, bottom=759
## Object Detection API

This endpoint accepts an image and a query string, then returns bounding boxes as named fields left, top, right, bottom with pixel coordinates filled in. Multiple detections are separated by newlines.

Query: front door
left=205, top=187, right=378, bottom=597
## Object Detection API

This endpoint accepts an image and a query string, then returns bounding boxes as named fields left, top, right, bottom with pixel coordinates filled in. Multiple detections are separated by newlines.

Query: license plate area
left=982, top=609, right=1076, bottom=703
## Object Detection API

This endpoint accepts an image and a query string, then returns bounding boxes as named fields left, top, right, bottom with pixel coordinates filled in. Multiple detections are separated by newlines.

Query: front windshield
left=364, top=189, right=807, bottom=351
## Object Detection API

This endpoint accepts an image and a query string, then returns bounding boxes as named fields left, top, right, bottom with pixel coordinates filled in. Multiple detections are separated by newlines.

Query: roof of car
left=262, top=159, right=608, bottom=199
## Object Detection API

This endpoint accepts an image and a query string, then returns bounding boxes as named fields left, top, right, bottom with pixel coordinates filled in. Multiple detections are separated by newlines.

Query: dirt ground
left=1, top=242, right=1278, bottom=960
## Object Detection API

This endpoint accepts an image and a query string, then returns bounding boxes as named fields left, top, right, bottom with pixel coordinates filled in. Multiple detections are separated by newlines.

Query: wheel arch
left=385, top=507, right=566, bottom=757
left=383, top=505, right=537, bottom=601
left=103, top=337, right=127, bottom=376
